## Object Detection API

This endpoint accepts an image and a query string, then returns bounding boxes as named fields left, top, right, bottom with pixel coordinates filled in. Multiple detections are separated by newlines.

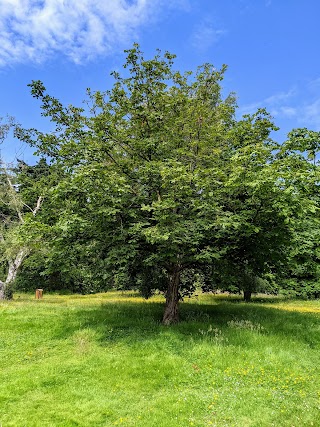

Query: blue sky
left=1, top=0, right=320, bottom=163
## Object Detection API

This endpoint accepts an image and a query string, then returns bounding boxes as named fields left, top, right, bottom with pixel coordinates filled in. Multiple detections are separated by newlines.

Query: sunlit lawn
left=0, top=291, right=319, bottom=426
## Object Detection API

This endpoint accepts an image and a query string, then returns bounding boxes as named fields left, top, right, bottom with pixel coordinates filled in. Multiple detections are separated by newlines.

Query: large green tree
left=18, top=45, right=311, bottom=322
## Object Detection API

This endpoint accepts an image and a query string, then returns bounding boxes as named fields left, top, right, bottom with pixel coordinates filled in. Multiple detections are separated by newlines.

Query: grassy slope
left=0, top=292, right=319, bottom=427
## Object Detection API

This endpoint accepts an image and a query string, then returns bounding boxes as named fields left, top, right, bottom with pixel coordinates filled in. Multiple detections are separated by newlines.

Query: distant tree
left=18, top=45, right=312, bottom=322
left=10, top=158, right=69, bottom=294
left=0, top=164, right=44, bottom=298
left=279, top=128, right=320, bottom=298
left=0, top=118, right=48, bottom=299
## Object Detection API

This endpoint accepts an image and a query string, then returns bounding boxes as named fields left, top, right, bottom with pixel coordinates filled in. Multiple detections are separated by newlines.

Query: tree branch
left=32, top=196, right=43, bottom=216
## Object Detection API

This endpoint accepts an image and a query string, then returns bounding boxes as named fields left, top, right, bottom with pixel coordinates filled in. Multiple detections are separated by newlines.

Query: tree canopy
left=7, top=45, right=319, bottom=322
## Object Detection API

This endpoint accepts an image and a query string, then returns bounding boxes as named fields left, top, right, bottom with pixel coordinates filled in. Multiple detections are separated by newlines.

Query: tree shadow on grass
left=51, top=297, right=320, bottom=351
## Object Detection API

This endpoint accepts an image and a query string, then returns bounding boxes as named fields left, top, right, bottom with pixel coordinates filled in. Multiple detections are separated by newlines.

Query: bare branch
left=32, top=196, right=43, bottom=216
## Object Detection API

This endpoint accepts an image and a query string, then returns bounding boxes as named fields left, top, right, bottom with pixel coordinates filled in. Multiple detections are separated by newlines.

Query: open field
left=0, top=292, right=319, bottom=427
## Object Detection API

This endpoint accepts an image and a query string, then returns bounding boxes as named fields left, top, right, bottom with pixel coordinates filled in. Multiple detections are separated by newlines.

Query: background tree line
left=1, top=45, right=319, bottom=323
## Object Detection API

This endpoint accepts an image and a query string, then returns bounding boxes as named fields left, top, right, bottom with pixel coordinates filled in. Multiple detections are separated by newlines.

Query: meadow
left=0, top=291, right=319, bottom=427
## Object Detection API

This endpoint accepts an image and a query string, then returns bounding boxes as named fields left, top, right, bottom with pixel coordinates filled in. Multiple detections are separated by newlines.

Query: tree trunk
left=162, top=266, right=180, bottom=325
left=0, top=248, right=28, bottom=300
left=0, top=280, right=5, bottom=300
left=244, top=290, right=252, bottom=302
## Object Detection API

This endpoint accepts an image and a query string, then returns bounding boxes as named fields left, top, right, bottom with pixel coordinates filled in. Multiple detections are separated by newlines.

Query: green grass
left=0, top=292, right=319, bottom=426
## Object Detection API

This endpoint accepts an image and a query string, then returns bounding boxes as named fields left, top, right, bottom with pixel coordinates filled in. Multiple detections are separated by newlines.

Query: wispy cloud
left=0, top=0, right=176, bottom=67
left=240, top=86, right=320, bottom=130
left=278, top=106, right=297, bottom=118
left=240, top=89, right=297, bottom=117
left=308, top=76, right=320, bottom=90
left=300, top=98, right=320, bottom=129
left=191, top=21, right=226, bottom=52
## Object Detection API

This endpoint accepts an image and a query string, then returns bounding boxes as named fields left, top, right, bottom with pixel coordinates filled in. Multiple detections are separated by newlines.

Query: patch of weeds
left=227, top=319, right=265, bottom=333
left=199, top=325, right=228, bottom=345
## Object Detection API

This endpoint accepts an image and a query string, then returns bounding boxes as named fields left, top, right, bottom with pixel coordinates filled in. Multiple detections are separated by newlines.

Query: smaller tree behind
left=0, top=118, right=47, bottom=298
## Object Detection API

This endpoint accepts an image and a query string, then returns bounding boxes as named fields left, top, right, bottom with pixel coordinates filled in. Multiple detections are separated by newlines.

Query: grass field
left=0, top=291, right=319, bottom=427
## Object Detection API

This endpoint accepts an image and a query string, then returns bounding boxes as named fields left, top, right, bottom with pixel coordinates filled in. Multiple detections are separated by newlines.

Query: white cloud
left=307, top=77, right=320, bottom=95
left=278, top=106, right=297, bottom=118
left=300, top=99, right=320, bottom=130
left=263, top=89, right=296, bottom=105
left=0, top=0, right=171, bottom=66
left=191, top=22, right=226, bottom=52
left=240, top=86, right=320, bottom=130
left=240, top=89, right=297, bottom=117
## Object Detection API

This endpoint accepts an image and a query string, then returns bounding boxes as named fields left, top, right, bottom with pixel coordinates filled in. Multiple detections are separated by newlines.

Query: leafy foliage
left=15, top=45, right=318, bottom=320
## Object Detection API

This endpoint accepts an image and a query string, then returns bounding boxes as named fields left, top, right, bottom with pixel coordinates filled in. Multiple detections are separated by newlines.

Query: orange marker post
left=35, top=289, right=43, bottom=299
